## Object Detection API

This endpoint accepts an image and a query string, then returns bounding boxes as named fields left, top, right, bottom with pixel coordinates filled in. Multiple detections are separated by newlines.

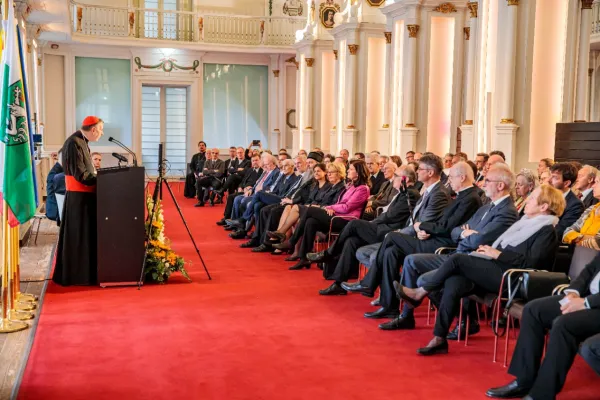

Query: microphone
left=108, top=137, right=138, bottom=167
left=112, top=152, right=128, bottom=163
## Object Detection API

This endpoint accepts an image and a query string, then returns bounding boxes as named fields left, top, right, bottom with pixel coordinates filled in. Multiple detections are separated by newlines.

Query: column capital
left=407, top=25, right=420, bottom=38
left=590, top=68, right=594, bottom=76
left=384, top=31, right=392, bottom=44
left=507, top=0, right=519, bottom=6
left=582, top=0, right=594, bottom=9
left=305, top=58, right=314, bottom=67
left=348, top=44, right=359, bottom=55
left=467, top=2, right=478, bottom=18
left=463, top=27, right=470, bottom=40
left=333, top=50, right=338, bottom=60
left=272, top=69, right=280, bottom=77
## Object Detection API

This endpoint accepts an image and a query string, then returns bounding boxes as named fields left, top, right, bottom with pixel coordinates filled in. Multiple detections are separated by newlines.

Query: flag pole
left=9, top=226, right=35, bottom=320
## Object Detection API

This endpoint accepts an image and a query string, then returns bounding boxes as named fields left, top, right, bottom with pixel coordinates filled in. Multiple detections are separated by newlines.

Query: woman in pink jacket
left=275, top=160, right=371, bottom=270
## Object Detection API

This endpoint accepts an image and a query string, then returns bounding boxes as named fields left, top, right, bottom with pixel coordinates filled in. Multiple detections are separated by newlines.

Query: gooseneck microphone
left=112, top=152, right=128, bottom=163
left=108, top=136, right=138, bottom=167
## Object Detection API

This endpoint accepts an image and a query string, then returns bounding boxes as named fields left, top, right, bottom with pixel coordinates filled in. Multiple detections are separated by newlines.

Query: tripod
left=139, top=144, right=211, bottom=288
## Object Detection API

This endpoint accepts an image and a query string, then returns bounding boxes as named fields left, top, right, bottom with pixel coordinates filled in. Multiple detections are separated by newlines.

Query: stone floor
left=0, top=218, right=58, bottom=400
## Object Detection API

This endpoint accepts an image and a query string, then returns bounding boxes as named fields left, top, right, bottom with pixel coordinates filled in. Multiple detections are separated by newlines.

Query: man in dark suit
left=228, top=159, right=301, bottom=238
left=487, top=256, right=600, bottom=400
left=221, top=147, right=251, bottom=195
left=574, top=164, right=599, bottom=209
left=381, top=164, right=519, bottom=330
left=223, top=146, right=237, bottom=174
left=46, top=154, right=65, bottom=223
left=550, top=162, right=584, bottom=238
left=184, top=141, right=207, bottom=198
left=367, top=153, right=386, bottom=196
left=312, top=165, right=421, bottom=295
left=345, top=160, right=482, bottom=319
left=363, top=162, right=399, bottom=221
left=195, top=148, right=225, bottom=207
left=217, top=154, right=262, bottom=224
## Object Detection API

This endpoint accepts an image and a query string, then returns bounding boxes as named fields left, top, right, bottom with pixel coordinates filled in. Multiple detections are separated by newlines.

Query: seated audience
left=390, top=155, right=402, bottom=167
left=452, top=152, right=467, bottom=165
left=476, top=154, right=505, bottom=188
left=395, top=184, right=564, bottom=356
left=378, top=155, right=389, bottom=170
left=46, top=151, right=65, bottom=223
left=91, top=152, right=102, bottom=170
left=405, top=151, right=415, bottom=163
left=220, top=147, right=250, bottom=195
left=474, top=152, right=489, bottom=184
left=490, top=150, right=506, bottom=161
left=324, top=154, right=335, bottom=165
left=195, top=148, right=225, bottom=207
left=184, top=141, right=207, bottom=199
left=384, top=164, right=518, bottom=332
left=363, top=162, right=398, bottom=220
left=414, top=152, right=423, bottom=162
left=581, top=333, right=600, bottom=375
left=486, top=256, right=600, bottom=400
left=273, top=160, right=370, bottom=270
left=354, top=152, right=366, bottom=160
left=515, top=169, right=536, bottom=215
left=574, top=164, right=599, bottom=209
left=344, top=161, right=482, bottom=319
left=538, top=157, right=554, bottom=180
left=217, top=154, right=262, bottom=225
left=298, top=149, right=307, bottom=157
left=549, top=162, right=584, bottom=238
left=443, top=153, right=454, bottom=174
left=312, top=165, right=421, bottom=295
left=563, top=176, right=600, bottom=250
left=367, top=153, right=385, bottom=195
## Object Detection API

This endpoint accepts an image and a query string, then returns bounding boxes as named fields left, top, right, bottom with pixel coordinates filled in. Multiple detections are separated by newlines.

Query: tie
left=410, top=190, right=429, bottom=224
left=577, top=192, right=583, bottom=200
left=255, top=171, right=269, bottom=192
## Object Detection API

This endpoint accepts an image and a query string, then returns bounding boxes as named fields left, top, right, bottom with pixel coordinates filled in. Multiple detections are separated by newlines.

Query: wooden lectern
left=96, top=166, right=146, bottom=287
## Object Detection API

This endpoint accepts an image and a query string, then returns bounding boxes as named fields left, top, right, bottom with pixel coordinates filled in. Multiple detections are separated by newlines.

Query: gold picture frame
left=366, top=0, right=385, bottom=6
left=320, top=2, right=340, bottom=29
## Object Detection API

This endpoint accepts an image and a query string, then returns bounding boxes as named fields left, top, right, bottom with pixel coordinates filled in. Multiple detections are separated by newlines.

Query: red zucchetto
left=82, top=116, right=100, bottom=126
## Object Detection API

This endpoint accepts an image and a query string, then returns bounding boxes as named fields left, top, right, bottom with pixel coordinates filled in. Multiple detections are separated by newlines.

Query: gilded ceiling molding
left=433, top=2, right=457, bottom=13
left=463, top=27, right=470, bottom=41
left=285, top=56, right=299, bottom=69
left=507, top=0, right=519, bottom=6
left=348, top=44, right=359, bottom=55
left=467, top=2, right=478, bottom=18
left=272, top=69, right=280, bottom=77
left=333, top=50, right=338, bottom=60
left=384, top=32, right=392, bottom=44
left=407, top=25, right=420, bottom=38
left=305, top=58, right=314, bottom=67
left=133, top=57, right=199, bottom=73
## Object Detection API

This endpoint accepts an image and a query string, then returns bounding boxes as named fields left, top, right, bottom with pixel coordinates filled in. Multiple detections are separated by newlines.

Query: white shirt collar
left=563, top=189, right=571, bottom=198
left=492, top=194, right=510, bottom=207
left=425, top=180, right=441, bottom=193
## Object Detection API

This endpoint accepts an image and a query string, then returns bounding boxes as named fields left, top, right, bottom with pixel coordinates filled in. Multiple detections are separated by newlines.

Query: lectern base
left=100, top=281, right=139, bottom=288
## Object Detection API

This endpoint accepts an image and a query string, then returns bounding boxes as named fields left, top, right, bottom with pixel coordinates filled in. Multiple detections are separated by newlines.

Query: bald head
left=448, top=161, right=474, bottom=192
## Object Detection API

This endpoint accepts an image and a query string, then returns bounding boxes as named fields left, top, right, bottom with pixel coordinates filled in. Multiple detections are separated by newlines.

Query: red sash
left=65, top=176, right=96, bottom=193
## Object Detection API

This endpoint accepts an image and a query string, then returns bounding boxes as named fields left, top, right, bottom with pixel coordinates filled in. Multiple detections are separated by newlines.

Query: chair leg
left=503, top=316, right=512, bottom=368
left=458, top=300, right=463, bottom=343
left=465, top=314, right=470, bottom=347
left=426, top=299, right=432, bottom=326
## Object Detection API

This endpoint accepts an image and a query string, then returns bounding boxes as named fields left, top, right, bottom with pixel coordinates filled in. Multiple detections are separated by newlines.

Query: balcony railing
left=72, top=1, right=305, bottom=46
left=593, top=1, right=600, bottom=34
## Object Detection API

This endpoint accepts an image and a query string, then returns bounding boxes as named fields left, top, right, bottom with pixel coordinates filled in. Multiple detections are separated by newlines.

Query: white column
left=378, top=30, right=393, bottom=154
left=344, top=44, right=358, bottom=129
left=331, top=47, right=339, bottom=154
left=575, top=0, right=594, bottom=122
left=460, top=2, right=478, bottom=158
left=402, top=25, right=418, bottom=128
left=270, top=68, right=281, bottom=150
left=292, top=55, right=301, bottom=154
left=590, top=51, right=598, bottom=122
left=302, top=56, right=315, bottom=150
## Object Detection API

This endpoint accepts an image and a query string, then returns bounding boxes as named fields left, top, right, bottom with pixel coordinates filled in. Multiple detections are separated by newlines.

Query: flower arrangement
left=144, top=195, right=191, bottom=284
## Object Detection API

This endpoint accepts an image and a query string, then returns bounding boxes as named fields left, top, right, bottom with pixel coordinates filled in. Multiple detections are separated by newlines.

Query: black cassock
left=52, top=131, right=98, bottom=286
left=184, top=152, right=207, bottom=198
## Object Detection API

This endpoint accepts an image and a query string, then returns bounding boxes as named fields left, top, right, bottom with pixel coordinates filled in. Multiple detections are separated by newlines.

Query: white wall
left=42, top=54, right=66, bottom=148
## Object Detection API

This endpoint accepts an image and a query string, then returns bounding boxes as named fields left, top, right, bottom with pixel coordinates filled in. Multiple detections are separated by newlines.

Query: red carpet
left=19, top=185, right=600, bottom=399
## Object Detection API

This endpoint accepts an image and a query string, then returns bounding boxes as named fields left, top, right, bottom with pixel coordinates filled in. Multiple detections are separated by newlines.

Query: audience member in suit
left=339, top=149, right=350, bottom=170
left=563, top=177, right=600, bottom=250
left=195, top=148, right=226, bottom=206
left=217, top=155, right=262, bottom=224
left=486, top=256, right=600, bottom=400
left=345, top=161, right=482, bottom=319
left=581, top=333, right=600, bottom=375
left=549, top=162, right=585, bottom=238
left=274, top=160, right=370, bottom=270
left=474, top=152, right=489, bottom=184
left=245, top=154, right=323, bottom=252
left=381, top=164, right=518, bottom=332
left=312, top=166, right=421, bottom=295
left=184, top=141, right=207, bottom=198
left=221, top=147, right=250, bottom=195
left=363, top=162, right=399, bottom=220
left=395, top=184, right=564, bottom=356
left=467, top=160, right=489, bottom=204
left=367, top=153, right=386, bottom=195
left=515, top=168, right=536, bottom=216
left=46, top=157, right=65, bottom=223
left=265, top=161, right=345, bottom=255
left=476, top=154, right=504, bottom=188
left=228, top=159, right=301, bottom=238
left=575, top=164, right=600, bottom=209
left=223, top=146, right=237, bottom=174
left=229, top=154, right=279, bottom=220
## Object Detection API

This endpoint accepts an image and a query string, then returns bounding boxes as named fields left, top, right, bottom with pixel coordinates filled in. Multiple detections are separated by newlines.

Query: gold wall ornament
left=37, top=58, right=41, bottom=67
left=134, top=57, right=200, bottom=73
left=305, top=126, right=313, bottom=130
left=464, top=120, right=473, bottom=125
left=273, top=69, right=280, bottom=78
left=500, top=118, right=515, bottom=124
left=285, top=56, right=299, bottom=70
left=384, top=31, right=392, bottom=44
left=347, top=125, right=355, bottom=129
left=366, top=0, right=386, bottom=7
left=507, top=0, right=519, bottom=5
left=405, top=123, right=416, bottom=128
left=407, top=25, right=420, bottom=38
left=305, top=58, right=315, bottom=67
left=333, top=50, right=338, bottom=60
left=27, top=44, right=31, bottom=53
left=463, top=27, right=470, bottom=40
left=467, top=2, right=478, bottom=18
left=198, top=17, right=203, bottom=35
left=582, top=0, right=594, bottom=9
left=128, top=12, right=135, bottom=36
left=76, top=6, right=82, bottom=32
left=382, top=123, right=389, bottom=128
left=433, top=2, right=458, bottom=13
left=348, top=44, right=359, bottom=55
left=319, top=3, right=341, bottom=29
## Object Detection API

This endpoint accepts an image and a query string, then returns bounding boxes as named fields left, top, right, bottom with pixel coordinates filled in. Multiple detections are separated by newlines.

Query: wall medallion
left=320, top=1, right=341, bottom=29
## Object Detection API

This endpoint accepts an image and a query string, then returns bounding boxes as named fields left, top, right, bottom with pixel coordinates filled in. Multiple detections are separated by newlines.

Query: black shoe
left=251, top=244, right=271, bottom=253
left=370, top=297, right=380, bottom=307
left=240, top=240, right=259, bottom=248
left=447, top=321, right=480, bottom=341
left=364, top=307, right=400, bottom=319
left=194, top=202, right=205, bottom=207
left=229, top=219, right=245, bottom=229
left=224, top=225, right=236, bottom=231
left=284, top=255, right=300, bottom=262
left=379, top=316, right=416, bottom=330
left=307, top=251, right=332, bottom=263
left=485, top=380, right=531, bottom=399
left=289, top=260, right=311, bottom=270
left=393, top=281, right=423, bottom=308
left=340, top=282, right=374, bottom=297
left=229, top=229, right=247, bottom=239
left=273, top=241, right=293, bottom=251
left=319, top=283, right=347, bottom=296
left=216, top=219, right=227, bottom=226
left=266, top=231, right=287, bottom=242
left=417, top=339, right=449, bottom=356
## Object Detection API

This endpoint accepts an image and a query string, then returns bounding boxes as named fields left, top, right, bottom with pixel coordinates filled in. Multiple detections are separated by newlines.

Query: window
left=142, top=0, right=192, bottom=41
left=141, top=86, right=188, bottom=177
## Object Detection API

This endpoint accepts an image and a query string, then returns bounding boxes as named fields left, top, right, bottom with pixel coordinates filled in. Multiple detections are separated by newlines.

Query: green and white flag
left=0, top=1, right=36, bottom=226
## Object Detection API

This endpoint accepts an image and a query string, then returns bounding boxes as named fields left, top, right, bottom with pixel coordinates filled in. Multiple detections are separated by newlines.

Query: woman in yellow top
left=563, top=177, right=600, bottom=249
